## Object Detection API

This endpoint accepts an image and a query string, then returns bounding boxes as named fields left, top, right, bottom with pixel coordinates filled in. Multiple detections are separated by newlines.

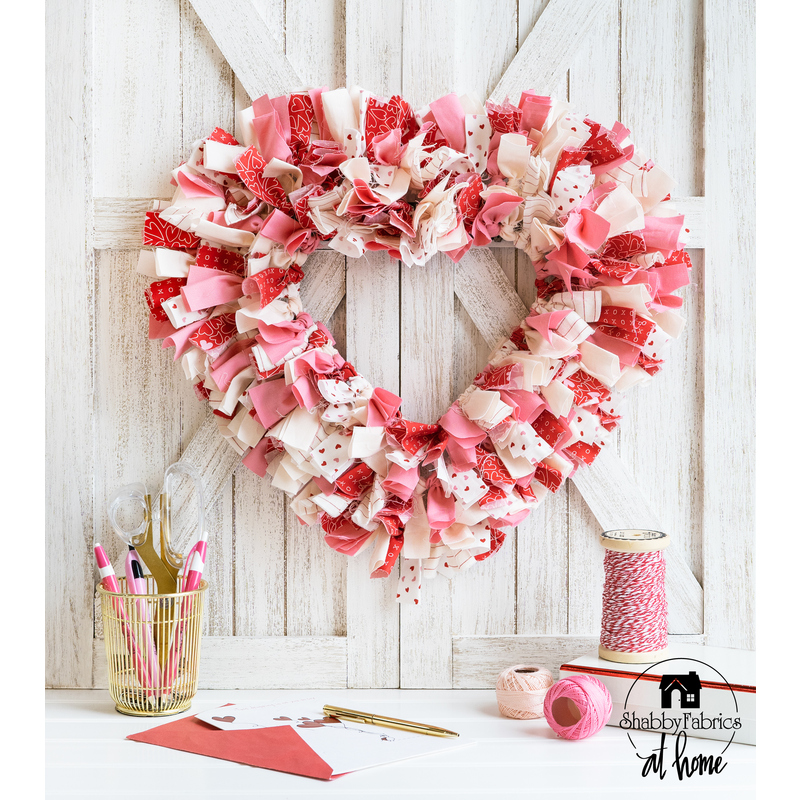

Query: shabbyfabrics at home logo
left=621, top=658, right=742, bottom=781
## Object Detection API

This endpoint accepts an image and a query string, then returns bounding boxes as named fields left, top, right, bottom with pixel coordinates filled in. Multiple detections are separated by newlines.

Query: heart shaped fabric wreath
left=138, top=87, right=691, bottom=604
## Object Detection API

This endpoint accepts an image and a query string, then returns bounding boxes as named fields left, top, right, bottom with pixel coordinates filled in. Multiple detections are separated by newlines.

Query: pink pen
left=94, top=544, right=155, bottom=699
left=164, top=532, right=208, bottom=692
left=124, top=546, right=161, bottom=689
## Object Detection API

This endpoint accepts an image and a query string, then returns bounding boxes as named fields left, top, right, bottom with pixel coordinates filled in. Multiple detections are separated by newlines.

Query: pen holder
left=98, top=576, right=207, bottom=716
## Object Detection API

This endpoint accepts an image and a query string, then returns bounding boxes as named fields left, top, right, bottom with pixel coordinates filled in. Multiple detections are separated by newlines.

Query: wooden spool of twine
left=599, top=529, right=670, bottom=664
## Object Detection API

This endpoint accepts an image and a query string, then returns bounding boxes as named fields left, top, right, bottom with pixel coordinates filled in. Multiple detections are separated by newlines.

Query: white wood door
left=46, top=0, right=754, bottom=689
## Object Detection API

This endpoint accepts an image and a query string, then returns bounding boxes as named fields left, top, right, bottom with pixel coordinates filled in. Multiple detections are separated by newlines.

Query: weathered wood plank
left=453, top=633, right=708, bottom=687
left=45, top=0, right=95, bottom=688
left=398, top=0, right=471, bottom=688
left=443, top=1, right=518, bottom=640
left=179, top=0, right=238, bottom=640
left=398, top=252, right=456, bottom=687
left=227, top=0, right=289, bottom=646
left=344, top=255, right=401, bottom=684
left=94, top=0, right=182, bottom=198
left=703, top=0, right=755, bottom=648
left=345, top=0, right=402, bottom=92
left=570, top=447, right=704, bottom=634
left=188, top=0, right=301, bottom=99
left=232, top=466, right=286, bottom=637
left=620, top=0, right=706, bottom=605
left=283, top=0, right=348, bottom=644
left=453, top=248, right=529, bottom=348
left=490, top=0, right=612, bottom=102
left=564, top=0, right=620, bottom=637
left=451, top=249, right=518, bottom=638
left=202, top=483, right=235, bottom=637
left=93, top=636, right=347, bottom=689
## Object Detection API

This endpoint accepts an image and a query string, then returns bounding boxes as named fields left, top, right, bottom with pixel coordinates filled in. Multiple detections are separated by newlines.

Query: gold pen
left=322, top=704, right=459, bottom=738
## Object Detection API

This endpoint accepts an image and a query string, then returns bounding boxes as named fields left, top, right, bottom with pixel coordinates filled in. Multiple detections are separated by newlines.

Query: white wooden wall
left=46, top=0, right=755, bottom=689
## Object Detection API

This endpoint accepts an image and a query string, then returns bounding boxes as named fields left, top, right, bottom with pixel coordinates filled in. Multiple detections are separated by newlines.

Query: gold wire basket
left=98, top=576, right=207, bottom=716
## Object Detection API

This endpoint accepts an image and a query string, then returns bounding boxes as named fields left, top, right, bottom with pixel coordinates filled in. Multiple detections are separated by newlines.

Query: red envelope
left=127, top=711, right=336, bottom=780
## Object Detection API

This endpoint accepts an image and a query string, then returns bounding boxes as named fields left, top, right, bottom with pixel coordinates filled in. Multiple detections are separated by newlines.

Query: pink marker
left=180, top=541, right=200, bottom=592
left=183, top=531, right=208, bottom=592
left=94, top=544, right=156, bottom=699
left=124, top=546, right=161, bottom=689
left=164, top=532, right=208, bottom=693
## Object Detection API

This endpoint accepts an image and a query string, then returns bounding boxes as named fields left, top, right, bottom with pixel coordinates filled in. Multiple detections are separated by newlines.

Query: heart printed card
left=128, top=697, right=474, bottom=780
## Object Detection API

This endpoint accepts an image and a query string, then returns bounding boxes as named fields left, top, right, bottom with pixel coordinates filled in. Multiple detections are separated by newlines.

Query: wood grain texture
left=179, top=0, right=238, bottom=640
left=188, top=0, right=301, bottom=98
left=571, top=447, right=704, bottom=633
left=453, top=633, right=707, bottom=687
left=345, top=0, right=402, bottom=91
left=703, top=0, right=755, bottom=648
left=281, top=0, right=348, bottom=645
left=93, top=0, right=182, bottom=198
left=201, top=482, right=235, bottom=636
left=451, top=250, right=518, bottom=638
left=453, top=248, right=529, bottom=348
left=397, top=0, right=457, bottom=688
left=45, top=0, right=95, bottom=688
left=619, top=0, right=706, bottom=602
left=344, top=254, right=401, bottom=683
left=398, top=254, right=456, bottom=687
left=490, top=0, right=612, bottom=102
left=563, top=0, right=620, bottom=638
left=92, top=636, right=347, bottom=689
left=51, top=0, right=754, bottom=689
left=233, top=466, right=286, bottom=637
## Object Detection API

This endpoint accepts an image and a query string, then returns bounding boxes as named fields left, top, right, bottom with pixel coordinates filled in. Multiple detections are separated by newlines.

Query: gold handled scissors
left=108, top=462, right=205, bottom=593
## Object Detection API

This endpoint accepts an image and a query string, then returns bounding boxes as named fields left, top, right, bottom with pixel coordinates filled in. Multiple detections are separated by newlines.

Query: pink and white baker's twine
left=600, top=550, right=668, bottom=654
left=138, top=86, right=692, bottom=603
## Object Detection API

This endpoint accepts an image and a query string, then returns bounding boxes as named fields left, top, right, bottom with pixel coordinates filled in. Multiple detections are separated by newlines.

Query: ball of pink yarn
left=543, top=674, right=613, bottom=740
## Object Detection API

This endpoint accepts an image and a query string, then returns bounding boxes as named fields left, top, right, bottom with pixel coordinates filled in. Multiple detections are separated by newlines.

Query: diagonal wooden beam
left=176, top=245, right=703, bottom=632
left=571, top=449, right=704, bottom=634
left=188, top=0, right=302, bottom=99
left=172, top=251, right=344, bottom=508
left=490, top=0, right=613, bottom=102
left=454, top=248, right=529, bottom=344
left=454, top=249, right=704, bottom=632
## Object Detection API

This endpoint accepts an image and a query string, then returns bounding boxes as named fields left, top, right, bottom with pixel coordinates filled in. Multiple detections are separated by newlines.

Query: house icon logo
left=659, top=671, right=701, bottom=709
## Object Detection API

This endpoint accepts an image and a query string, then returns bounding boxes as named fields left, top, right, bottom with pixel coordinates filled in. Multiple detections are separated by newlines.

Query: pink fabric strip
left=307, top=87, right=332, bottom=141
left=519, top=91, right=551, bottom=133
left=162, top=318, right=207, bottom=360
left=210, top=350, right=252, bottom=392
left=426, top=478, right=456, bottom=530
left=149, top=316, right=177, bottom=341
left=643, top=215, right=684, bottom=252
left=429, top=93, right=467, bottom=152
left=249, top=379, right=298, bottom=430
left=269, top=95, right=291, bottom=144
left=181, top=267, right=244, bottom=311
left=241, top=436, right=272, bottom=477
left=256, top=312, right=314, bottom=363
left=383, top=463, right=419, bottom=501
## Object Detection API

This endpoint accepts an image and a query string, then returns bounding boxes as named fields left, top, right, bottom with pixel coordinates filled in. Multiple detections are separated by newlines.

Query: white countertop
left=46, top=689, right=756, bottom=799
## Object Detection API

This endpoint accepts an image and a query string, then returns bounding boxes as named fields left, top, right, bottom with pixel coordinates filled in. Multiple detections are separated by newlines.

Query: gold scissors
left=108, top=462, right=205, bottom=593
